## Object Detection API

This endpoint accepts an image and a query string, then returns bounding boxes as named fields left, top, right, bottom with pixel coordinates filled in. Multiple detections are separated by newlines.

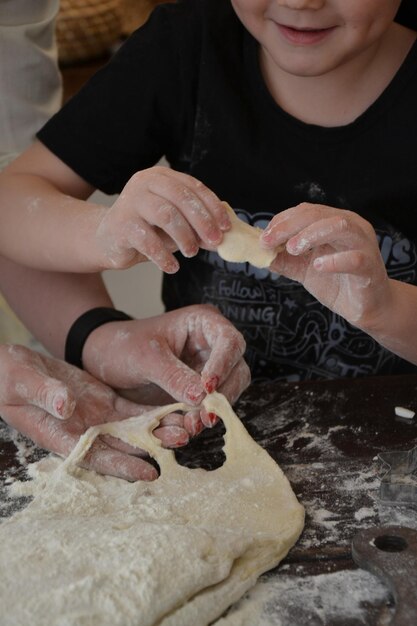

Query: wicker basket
left=121, top=0, right=173, bottom=35
left=56, top=0, right=123, bottom=65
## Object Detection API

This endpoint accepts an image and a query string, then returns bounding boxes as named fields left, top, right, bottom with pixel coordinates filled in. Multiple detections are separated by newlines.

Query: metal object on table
left=352, top=526, right=417, bottom=625
left=379, top=446, right=417, bottom=509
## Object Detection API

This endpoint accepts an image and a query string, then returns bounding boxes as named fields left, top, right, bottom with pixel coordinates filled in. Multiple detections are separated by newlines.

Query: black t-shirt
left=396, top=0, right=417, bottom=28
left=38, top=0, right=417, bottom=382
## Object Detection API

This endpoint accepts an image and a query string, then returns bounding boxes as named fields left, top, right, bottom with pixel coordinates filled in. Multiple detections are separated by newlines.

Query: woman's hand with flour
left=81, top=304, right=250, bottom=435
left=0, top=345, right=193, bottom=481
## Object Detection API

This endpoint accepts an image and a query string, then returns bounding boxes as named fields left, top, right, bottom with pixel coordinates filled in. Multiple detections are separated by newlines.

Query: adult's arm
left=0, top=256, right=250, bottom=429
left=0, top=254, right=112, bottom=358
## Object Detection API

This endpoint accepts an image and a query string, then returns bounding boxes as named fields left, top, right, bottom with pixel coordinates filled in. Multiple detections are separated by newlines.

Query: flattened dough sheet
left=0, top=392, right=304, bottom=626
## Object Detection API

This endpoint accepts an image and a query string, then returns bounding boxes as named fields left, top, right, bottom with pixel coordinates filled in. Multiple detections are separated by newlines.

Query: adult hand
left=0, top=344, right=76, bottom=419
left=82, top=304, right=250, bottom=435
left=0, top=345, right=191, bottom=481
left=261, top=203, right=391, bottom=331
left=96, top=165, right=231, bottom=272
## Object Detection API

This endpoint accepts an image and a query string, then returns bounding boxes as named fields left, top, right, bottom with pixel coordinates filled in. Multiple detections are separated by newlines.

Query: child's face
left=231, top=0, right=403, bottom=77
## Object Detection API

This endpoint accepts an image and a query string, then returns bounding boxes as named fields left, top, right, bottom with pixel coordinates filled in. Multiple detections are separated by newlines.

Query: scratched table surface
left=1, top=374, right=417, bottom=625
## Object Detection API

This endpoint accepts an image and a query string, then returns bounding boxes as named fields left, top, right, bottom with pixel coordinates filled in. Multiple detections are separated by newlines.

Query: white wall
left=103, top=263, right=164, bottom=319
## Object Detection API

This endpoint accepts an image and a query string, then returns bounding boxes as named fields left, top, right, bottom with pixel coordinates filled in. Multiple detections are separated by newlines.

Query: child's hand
left=261, top=203, right=391, bottom=331
left=82, top=304, right=250, bottom=435
left=96, top=166, right=231, bottom=272
left=0, top=346, right=192, bottom=481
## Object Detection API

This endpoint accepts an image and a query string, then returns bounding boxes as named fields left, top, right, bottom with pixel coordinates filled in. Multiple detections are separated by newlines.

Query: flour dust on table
left=0, top=392, right=304, bottom=626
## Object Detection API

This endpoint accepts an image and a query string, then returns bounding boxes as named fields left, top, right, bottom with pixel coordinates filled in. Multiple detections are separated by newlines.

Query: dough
left=0, top=392, right=304, bottom=626
left=217, top=203, right=284, bottom=268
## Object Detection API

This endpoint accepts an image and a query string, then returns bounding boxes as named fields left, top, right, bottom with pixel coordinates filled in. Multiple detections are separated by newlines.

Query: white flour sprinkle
left=215, top=569, right=392, bottom=625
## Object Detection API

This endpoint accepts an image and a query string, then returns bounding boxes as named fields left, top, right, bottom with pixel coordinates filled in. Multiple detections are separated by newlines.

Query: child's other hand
left=261, top=203, right=391, bottom=331
left=97, top=166, right=231, bottom=273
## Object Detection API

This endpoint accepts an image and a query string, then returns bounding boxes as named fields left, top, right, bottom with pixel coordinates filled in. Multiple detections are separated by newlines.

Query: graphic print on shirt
left=200, top=209, right=417, bottom=383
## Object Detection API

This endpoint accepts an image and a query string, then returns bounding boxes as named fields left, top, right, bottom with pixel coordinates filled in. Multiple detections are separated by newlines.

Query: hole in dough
left=175, top=420, right=226, bottom=471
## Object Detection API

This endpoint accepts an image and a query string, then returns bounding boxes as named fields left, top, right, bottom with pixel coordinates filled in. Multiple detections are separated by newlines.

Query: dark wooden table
left=1, top=375, right=417, bottom=624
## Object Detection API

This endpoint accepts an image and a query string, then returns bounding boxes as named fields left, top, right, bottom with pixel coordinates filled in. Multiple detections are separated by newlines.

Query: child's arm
left=261, top=202, right=417, bottom=365
left=0, top=141, right=231, bottom=273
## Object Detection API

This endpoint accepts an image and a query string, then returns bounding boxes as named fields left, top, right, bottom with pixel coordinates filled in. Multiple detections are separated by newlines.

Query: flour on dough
left=0, top=392, right=304, bottom=626
left=217, top=203, right=284, bottom=268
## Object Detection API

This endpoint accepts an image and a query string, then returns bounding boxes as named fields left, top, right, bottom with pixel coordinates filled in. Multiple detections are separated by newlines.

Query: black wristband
left=65, top=307, right=133, bottom=369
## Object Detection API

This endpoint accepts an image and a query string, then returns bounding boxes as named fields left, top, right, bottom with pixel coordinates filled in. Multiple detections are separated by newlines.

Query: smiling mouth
left=277, top=24, right=335, bottom=45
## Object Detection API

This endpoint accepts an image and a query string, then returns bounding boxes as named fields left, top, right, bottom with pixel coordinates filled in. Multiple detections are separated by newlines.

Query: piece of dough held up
left=0, top=392, right=304, bottom=626
left=217, top=202, right=284, bottom=268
